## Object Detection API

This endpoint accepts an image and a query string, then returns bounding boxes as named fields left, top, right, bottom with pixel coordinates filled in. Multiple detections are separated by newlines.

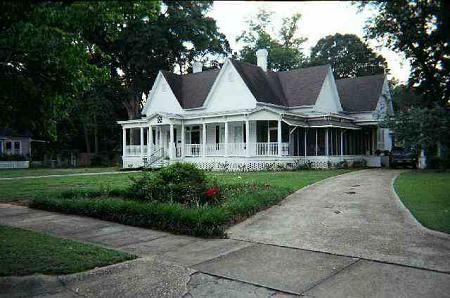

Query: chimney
left=193, top=61, right=203, bottom=73
left=256, top=49, right=268, bottom=72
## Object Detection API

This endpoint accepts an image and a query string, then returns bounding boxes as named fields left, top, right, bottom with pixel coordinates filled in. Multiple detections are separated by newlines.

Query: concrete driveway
left=1, top=169, right=449, bottom=297
left=228, top=169, right=450, bottom=272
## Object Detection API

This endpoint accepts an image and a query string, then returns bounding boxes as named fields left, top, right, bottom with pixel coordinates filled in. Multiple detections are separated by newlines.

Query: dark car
left=390, top=147, right=417, bottom=168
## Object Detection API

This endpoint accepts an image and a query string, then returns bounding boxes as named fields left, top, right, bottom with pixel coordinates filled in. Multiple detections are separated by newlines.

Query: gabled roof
left=230, top=60, right=330, bottom=107
left=230, top=60, right=285, bottom=106
left=161, top=69, right=219, bottom=109
left=336, top=74, right=385, bottom=112
left=160, top=60, right=331, bottom=109
left=275, top=65, right=330, bottom=107
left=158, top=59, right=384, bottom=112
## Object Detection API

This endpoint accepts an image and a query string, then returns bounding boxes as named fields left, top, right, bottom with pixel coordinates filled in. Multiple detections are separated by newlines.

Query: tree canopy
left=236, top=9, right=307, bottom=71
left=309, top=33, right=387, bottom=79
left=361, top=0, right=449, bottom=107
left=0, top=1, right=229, bottom=158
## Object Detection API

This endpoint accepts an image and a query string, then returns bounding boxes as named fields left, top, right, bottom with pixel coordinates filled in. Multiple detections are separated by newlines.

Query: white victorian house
left=118, top=49, right=393, bottom=170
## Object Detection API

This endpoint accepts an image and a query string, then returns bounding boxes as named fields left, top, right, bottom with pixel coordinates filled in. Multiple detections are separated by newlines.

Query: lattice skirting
left=122, top=155, right=374, bottom=171
left=0, top=161, right=30, bottom=169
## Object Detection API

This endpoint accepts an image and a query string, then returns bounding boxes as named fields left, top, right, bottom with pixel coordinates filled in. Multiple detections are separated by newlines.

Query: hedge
left=30, top=185, right=290, bottom=237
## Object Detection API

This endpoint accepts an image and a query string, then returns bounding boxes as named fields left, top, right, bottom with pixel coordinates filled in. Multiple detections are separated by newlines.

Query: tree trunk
left=83, top=123, right=91, bottom=154
left=94, top=122, right=99, bottom=154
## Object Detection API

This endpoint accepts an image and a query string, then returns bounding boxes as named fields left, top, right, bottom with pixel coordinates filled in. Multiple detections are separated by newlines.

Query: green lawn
left=394, top=170, right=450, bottom=234
left=0, top=225, right=134, bottom=276
left=214, top=170, right=347, bottom=192
left=0, top=167, right=120, bottom=178
left=0, top=172, right=143, bottom=203
left=0, top=170, right=348, bottom=203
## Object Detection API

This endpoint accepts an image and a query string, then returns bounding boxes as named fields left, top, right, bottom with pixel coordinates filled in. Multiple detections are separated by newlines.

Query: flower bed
left=30, top=163, right=291, bottom=237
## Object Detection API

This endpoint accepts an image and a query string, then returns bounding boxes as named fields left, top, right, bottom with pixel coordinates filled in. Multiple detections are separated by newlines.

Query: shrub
left=428, top=157, right=450, bottom=170
left=352, top=159, right=367, bottom=168
left=129, top=162, right=211, bottom=206
left=0, top=154, right=27, bottom=161
left=30, top=182, right=290, bottom=237
left=30, top=197, right=229, bottom=237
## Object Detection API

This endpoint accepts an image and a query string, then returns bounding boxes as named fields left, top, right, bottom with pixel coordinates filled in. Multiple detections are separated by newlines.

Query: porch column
left=169, top=123, right=174, bottom=159
left=224, top=121, right=229, bottom=157
left=325, top=128, right=329, bottom=156
left=304, top=128, right=307, bottom=157
left=245, top=119, right=250, bottom=157
left=315, top=129, right=318, bottom=156
left=158, top=126, right=163, bottom=154
left=277, top=119, right=282, bottom=157
left=202, top=123, right=206, bottom=157
left=122, top=127, right=127, bottom=156
left=148, top=125, right=153, bottom=157
left=140, top=126, right=144, bottom=158
left=181, top=121, right=185, bottom=158
left=340, top=129, right=344, bottom=156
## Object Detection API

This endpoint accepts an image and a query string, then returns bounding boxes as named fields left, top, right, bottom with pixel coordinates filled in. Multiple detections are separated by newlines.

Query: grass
left=0, top=167, right=120, bottom=178
left=27, top=169, right=350, bottom=237
left=0, top=172, right=143, bottom=203
left=0, top=225, right=135, bottom=276
left=213, top=170, right=347, bottom=192
left=394, top=170, right=450, bottom=234
left=0, top=170, right=348, bottom=203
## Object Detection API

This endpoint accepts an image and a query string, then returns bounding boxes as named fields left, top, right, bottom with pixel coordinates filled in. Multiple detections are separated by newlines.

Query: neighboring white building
left=118, top=50, right=393, bottom=170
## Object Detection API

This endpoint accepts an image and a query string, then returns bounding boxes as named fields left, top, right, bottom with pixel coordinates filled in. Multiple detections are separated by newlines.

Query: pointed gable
left=230, top=60, right=285, bottom=106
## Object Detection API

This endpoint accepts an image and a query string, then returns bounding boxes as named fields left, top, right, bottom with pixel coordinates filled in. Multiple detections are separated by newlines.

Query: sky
left=208, top=1, right=410, bottom=83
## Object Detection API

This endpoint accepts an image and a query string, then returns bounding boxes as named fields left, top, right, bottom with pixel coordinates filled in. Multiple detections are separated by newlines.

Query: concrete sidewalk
left=1, top=203, right=449, bottom=297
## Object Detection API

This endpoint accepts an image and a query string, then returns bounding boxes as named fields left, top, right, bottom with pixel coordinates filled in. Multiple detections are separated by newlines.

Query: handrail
left=143, top=148, right=164, bottom=168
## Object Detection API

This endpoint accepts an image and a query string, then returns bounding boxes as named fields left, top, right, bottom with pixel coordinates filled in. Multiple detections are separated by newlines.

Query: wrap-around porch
left=122, top=117, right=379, bottom=165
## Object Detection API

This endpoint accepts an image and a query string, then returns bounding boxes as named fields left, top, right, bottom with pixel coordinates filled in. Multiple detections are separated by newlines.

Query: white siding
left=314, top=70, right=343, bottom=113
left=143, top=73, right=183, bottom=115
left=203, top=62, right=257, bottom=112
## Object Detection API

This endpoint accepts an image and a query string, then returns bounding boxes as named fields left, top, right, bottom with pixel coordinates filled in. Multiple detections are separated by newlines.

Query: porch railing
left=228, top=143, right=246, bottom=156
left=184, top=144, right=201, bottom=157
left=125, top=145, right=148, bottom=156
left=181, top=142, right=289, bottom=157
left=206, top=143, right=225, bottom=156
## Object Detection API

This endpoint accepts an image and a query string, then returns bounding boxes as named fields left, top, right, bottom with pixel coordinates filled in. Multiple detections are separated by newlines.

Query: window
left=215, top=125, right=220, bottom=144
left=377, top=128, right=385, bottom=150
left=14, top=141, right=21, bottom=154
left=5, top=141, right=12, bottom=152
left=0, top=140, right=3, bottom=154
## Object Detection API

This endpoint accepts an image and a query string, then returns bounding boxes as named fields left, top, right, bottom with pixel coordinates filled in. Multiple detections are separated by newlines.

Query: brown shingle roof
left=336, top=74, right=385, bottom=112
left=160, top=60, right=383, bottom=112
left=276, top=65, right=330, bottom=107
left=161, top=69, right=219, bottom=109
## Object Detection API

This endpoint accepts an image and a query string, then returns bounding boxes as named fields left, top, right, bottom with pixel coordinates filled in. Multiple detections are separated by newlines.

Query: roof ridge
left=336, top=73, right=385, bottom=82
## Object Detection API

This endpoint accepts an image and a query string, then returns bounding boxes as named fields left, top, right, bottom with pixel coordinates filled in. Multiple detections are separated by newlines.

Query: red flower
left=205, top=187, right=220, bottom=198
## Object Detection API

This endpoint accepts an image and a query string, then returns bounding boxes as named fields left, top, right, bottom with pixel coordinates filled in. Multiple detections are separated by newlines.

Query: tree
left=0, top=2, right=107, bottom=142
left=383, top=105, right=450, bottom=150
left=360, top=0, right=449, bottom=107
left=309, top=33, right=387, bottom=79
left=237, top=10, right=307, bottom=71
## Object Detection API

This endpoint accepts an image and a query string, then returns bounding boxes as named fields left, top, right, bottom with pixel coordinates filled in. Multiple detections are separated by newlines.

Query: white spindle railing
left=180, top=142, right=290, bottom=157
left=227, top=143, right=246, bottom=156
left=206, top=143, right=225, bottom=156
left=254, top=142, right=278, bottom=156
left=184, top=144, right=201, bottom=157
left=281, top=143, right=289, bottom=156
left=175, top=146, right=182, bottom=158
